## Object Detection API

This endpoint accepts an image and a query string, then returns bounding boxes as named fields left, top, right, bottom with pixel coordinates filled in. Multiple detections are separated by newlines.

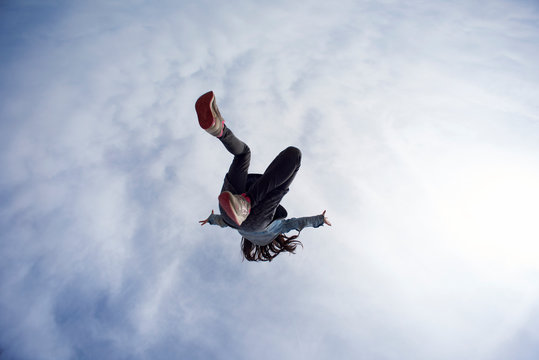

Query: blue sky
left=1, top=0, right=539, bottom=359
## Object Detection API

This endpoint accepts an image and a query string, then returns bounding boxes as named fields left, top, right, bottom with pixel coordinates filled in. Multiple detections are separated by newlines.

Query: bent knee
left=284, top=146, right=302, bottom=162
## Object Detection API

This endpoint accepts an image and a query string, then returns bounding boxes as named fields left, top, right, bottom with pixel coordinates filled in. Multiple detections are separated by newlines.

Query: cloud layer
left=1, top=0, right=539, bottom=359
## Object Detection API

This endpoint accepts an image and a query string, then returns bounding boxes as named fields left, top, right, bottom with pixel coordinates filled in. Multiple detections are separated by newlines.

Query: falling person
left=197, top=91, right=331, bottom=261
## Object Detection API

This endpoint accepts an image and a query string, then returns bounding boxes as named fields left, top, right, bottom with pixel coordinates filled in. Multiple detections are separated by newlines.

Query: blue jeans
left=218, top=126, right=301, bottom=231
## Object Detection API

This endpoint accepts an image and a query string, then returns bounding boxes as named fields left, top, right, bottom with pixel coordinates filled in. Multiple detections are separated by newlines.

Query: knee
left=233, top=144, right=250, bottom=164
left=243, top=145, right=251, bottom=159
left=284, top=146, right=301, bottom=163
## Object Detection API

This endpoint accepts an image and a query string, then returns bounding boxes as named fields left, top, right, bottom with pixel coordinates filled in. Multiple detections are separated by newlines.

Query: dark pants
left=218, top=126, right=301, bottom=231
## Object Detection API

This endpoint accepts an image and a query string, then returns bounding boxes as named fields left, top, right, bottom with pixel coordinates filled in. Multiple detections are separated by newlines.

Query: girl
left=197, top=91, right=331, bottom=262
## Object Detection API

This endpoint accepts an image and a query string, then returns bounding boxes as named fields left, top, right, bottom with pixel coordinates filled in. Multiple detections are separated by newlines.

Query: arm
left=199, top=210, right=229, bottom=228
left=283, top=211, right=331, bottom=233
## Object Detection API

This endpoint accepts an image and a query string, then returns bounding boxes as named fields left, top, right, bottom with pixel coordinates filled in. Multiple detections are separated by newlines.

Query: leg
left=196, top=91, right=253, bottom=227
left=239, top=147, right=301, bottom=231
left=219, top=126, right=251, bottom=196
left=196, top=91, right=250, bottom=192
left=246, top=146, right=301, bottom=208
left=240, top=187, right=290, bottom=231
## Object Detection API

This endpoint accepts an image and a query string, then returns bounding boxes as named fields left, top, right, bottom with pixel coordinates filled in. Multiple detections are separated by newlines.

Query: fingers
left=199, top=210, right=214, bottom=226
left=322, top=210, right=331, bottom=226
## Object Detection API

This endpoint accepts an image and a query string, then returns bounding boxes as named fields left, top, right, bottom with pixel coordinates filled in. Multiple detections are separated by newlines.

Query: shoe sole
left=218, top=191, right=245, bottom=226
left=195, top=91, right=215, bottom=130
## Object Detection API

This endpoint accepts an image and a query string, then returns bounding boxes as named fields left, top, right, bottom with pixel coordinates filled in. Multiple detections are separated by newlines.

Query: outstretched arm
left=199, top=210, right=229, bottom=228
left=283, top=211, right=331, bottom=233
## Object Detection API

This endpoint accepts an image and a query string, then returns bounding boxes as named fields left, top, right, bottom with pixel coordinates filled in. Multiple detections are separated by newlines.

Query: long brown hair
left=241, top=234, right=303, bottom=262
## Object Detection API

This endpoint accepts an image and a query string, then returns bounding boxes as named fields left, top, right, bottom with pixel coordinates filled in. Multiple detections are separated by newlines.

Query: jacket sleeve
left=283, top=215, right=325, bottom=233
left=208, top=213, right=229, bottom=228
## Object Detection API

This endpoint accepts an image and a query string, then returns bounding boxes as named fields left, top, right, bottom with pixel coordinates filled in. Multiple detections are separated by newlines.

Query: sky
left=1, top=0, right=539, bottom=359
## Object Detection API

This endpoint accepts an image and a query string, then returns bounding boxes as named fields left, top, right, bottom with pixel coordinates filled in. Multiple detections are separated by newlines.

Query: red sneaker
left=218, top=191, right=251, bottom=226
left=195, top=91, right=224, bottom=137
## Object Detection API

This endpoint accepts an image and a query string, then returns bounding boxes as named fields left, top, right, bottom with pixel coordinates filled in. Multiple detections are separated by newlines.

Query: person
left=196, top=91, right=331, bottom=262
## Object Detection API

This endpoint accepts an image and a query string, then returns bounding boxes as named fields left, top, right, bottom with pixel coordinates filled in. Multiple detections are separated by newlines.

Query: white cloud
left=1, top=0, right=539, bottom=359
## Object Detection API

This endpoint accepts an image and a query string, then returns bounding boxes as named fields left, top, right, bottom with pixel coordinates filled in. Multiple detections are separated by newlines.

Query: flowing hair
left=241, top=234, right=303, bottom=262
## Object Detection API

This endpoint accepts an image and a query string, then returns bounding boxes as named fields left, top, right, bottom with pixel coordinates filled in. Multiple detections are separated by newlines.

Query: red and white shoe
left=218, top=191, right=251, bottom=226
left=195, top=91, right=224, bottom=137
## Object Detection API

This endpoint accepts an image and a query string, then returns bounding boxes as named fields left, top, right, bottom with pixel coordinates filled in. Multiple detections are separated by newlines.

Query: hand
left=199, top=210, right=214, bottom=226
left=322, top=210, right=332, bottom=226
